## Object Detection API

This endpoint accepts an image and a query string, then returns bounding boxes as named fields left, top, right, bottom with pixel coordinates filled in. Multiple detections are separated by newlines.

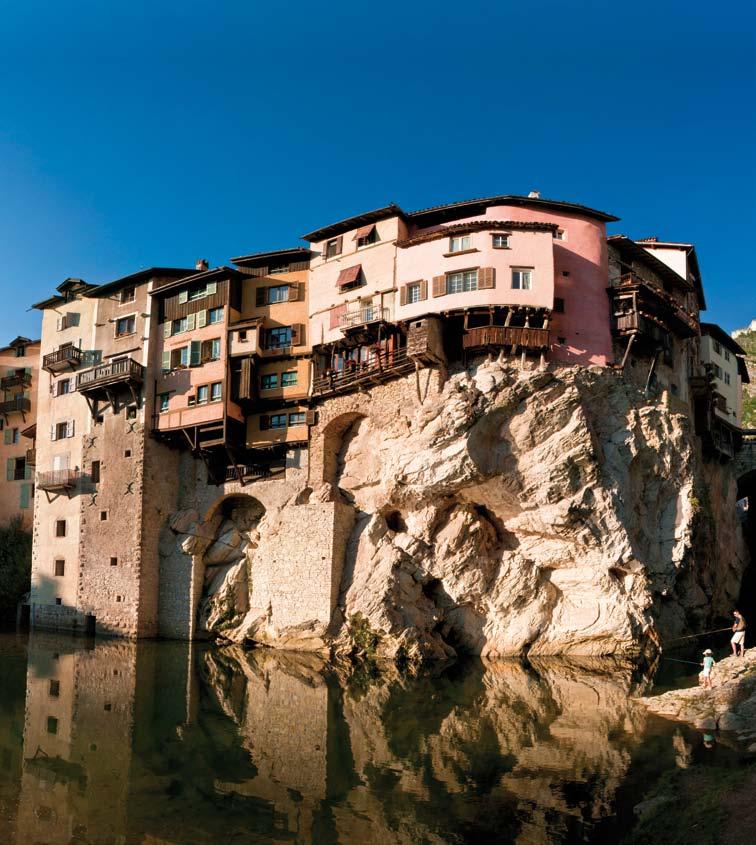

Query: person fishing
left=701, top=649, right=715, bottom=689
left=731, top=610, right=747, bottom=657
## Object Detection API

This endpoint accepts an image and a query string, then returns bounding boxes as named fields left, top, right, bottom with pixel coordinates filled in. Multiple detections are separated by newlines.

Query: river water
left=0, top=631, right=747, bottom=844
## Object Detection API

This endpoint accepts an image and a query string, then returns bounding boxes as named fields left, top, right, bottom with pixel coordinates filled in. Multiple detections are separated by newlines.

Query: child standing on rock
left=701, top=649, right=715, bottom=689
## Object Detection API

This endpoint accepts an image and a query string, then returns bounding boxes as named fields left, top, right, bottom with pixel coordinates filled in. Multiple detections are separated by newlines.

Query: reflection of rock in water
left=200, top=648, right=650, bottom=844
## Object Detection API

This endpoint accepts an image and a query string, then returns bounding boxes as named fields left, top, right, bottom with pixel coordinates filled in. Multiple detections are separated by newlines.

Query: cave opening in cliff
left=736, top=469, right=756, bottom=620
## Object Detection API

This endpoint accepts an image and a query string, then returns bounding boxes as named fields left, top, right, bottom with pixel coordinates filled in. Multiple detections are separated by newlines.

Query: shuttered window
left=325, top=236, right=343, bottom=259
left=446, top=270, right=478, bottom=294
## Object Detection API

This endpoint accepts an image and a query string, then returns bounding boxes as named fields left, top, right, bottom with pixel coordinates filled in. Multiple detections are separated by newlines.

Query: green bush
left=0, top=517, right=32, bottom=623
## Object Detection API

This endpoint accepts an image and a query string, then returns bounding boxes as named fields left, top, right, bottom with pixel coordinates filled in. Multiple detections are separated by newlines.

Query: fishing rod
left=661, top=657, right=703, bottom=666
left=663, top=626, right=732, bottom=644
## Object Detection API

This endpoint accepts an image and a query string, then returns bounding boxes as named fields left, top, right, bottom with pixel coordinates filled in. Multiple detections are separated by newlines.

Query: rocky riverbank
left=639, top=649, right=756, bottom=748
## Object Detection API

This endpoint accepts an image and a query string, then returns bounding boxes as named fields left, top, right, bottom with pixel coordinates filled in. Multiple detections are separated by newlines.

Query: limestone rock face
left=207, top=361, right=747, bottom=661
left=327, top=362, right=746, bottom=660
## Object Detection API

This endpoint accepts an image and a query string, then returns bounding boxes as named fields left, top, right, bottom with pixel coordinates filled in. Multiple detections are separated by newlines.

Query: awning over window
left=353, top=224, right=375, bottom=241
left=337, top=265, right=362, bottom=288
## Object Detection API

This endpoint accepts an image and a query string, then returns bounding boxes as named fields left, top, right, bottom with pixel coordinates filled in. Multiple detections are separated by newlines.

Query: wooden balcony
left=0, top=371, right=31, bottom=390
left=0, top=395, right=31, bottom=415
left=225, top=461, right=286, bottom=483
left=37, top=469, right=80, bottom=492
left=463, top=325, right=550, bottom=351
left=611, top=276, right=698, bottom=339
left=26, top=448, right=36, bottom=467
left=313, top=347, right=416, bottom=397
left=42, top=346, right=83, bottom=373
left=77, top=357, right=144, bottom=393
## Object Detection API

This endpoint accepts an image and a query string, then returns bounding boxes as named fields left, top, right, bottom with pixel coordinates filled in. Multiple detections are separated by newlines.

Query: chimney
left=528, top=190, right=541, bottom=199
left=196, top=259, right=209, bottom=271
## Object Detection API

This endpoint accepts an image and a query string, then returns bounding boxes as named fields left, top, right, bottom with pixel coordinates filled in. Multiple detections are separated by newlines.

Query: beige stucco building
left=0, top=336, right=39, bottom=530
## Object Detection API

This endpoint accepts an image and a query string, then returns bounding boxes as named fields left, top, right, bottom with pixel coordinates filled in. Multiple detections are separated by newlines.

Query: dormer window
left=449, top=235, right=472, bottom=253
left=354, top=225, right=378, bottom=248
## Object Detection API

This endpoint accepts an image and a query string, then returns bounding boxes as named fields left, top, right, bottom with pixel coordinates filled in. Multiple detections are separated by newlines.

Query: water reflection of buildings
left=15, top=632, right=656, bottom=845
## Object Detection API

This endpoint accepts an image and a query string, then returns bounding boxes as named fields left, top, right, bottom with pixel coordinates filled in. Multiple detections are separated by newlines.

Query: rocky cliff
left=183, top=359, right=747, bottom=662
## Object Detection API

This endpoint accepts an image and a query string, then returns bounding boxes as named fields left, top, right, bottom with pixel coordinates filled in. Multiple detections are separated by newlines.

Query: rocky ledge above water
left=639, top=650, right=756, bottom=748
left=180, top=359, right=747, bottom=663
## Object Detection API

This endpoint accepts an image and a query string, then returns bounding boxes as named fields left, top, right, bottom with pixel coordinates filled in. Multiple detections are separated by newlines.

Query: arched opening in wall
left=321, top=412, right=367, bottom=486
left=736, top=468, right=756, bottom=621
left=206, top=493, right=266, bottom=531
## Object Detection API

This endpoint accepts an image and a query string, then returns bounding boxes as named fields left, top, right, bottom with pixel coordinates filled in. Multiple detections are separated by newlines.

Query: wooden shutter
left=305, top=409, right=317, bottom=426
left=24, top=462, right=32, bottom=480
left=178, top=290, right=188, bottom=304
left=479, top=267, right=496, bottom=289
left=186, top=313, right=196, bottom=331
left=399, top=285, right=407, bottom=306
left=419, top=279, right=428, bottom=300
left=206, top=281, right=217, bottom=295
left=335, top=235, right=343, bottom=255
left=190, top=341, right=202, bottom=367
left=6, top=458, right=14, bottom=481
left=20, top=483, right=31, bottom=510
left=240, top=357, right=253, bottom=400
left=259, top=414, right=270, bottom=431
left=4, top=429, right=12, bottom=445
left=163, top=322, right=172, bottom=339
left=67, top=420, right=75, bottom=438
left=197, top=309, right=207, bottom=328
left=256, top=287, right=267, bottom=307
left=49, top=425, right=56, bottom=443
left=432, top=275, right=446, bottom=297
left=161, top=351, right=170, bottom=372
left=288, top=283, right=300, bottom=302
left=291, top=324, right=302, bottom=346
left=330, top=304, right=346, bottom=330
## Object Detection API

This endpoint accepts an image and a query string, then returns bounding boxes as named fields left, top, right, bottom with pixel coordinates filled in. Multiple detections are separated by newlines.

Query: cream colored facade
left=0, top=337, right=40, bottom=529
left=700, top=327, right=745, bottom=425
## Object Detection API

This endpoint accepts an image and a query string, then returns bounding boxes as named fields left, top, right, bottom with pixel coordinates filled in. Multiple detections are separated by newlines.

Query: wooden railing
left=0, top=372, right=31, bottom=390
left=313, top=347, right=415, bottom=396
left=42, top=346, right=82, bottom=372
left=37, top=469, right=80, bottom=491
left=225, top=462, right=286, bottom=483
left=0, top=396, right=31, bottom=414
left=77, top=357, right=144, bottom=390
left=462, top=325, right=550, bottom=350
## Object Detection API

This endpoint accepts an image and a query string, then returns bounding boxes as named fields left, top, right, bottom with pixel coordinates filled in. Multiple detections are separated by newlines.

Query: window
left=238, top=330, right=247, bottom=343
left=208, top=307, right=224, bottom=324
left=55, top=598, right=62, bottom=606
left=446, top=270, right=478, bottom=294
left=115, top=315, right=136, bottom=337
left=713, top=340, right=722, bottom=355
left=492, top=234, right=510, bottom=249
left=554, top=229, right=566, bottom=241
left=449, top=235, right=472, bottom=253
left=91, top=461, right=101, bottom=484
left=12, top=457, right=26, bottom=480
left=54, top=559, right=65, bottom=577
left=288, top=412, right=306, bottom=426
left=56, top=379, right=71, bottom=397
left=159, top=393, right=170, bottom=413
left=356, top=227, right=378, bottom=248
left=714, top=364, right=723, bottom=379
left=724, top=349, right=730, bottom=362
left=49, top=680, right=60, bottom=697
left=111, top=557, right=118, bottom=566
left=267, top=285, right=290, bottom=304
left=407, top=282, right=422, bottom=304
left=210, top=382, right=222, bottom=402
left=281, top=371, right=298, bottom=387
left=47, top=717, right=58, bottom=735
left=127, top=406, right=137, bottom=420
left=172, top=316, right=188, bottom=334
left=11, top=428, right=19, bottom=444
left=211, top=339, right=221, bottom=360
left=55, top=520, right=66, bottom=538
left=724, top=372, right=731, bottom=385
left=124, top=449, right=131, bottom=458
left=267, top=327, right=292, bottom=349
left=270, top=414, right=287, bottom=429
left=170, top=347, right=190, bottom=369
left=261, top=373, right=278, bottom=390
left=55, top=422, right=68, bottom=440
left=15, top=346, right=25, bottom=357
left=512, top=269, right=533, bottom=290
left=188, top=395, right=196, bottom=407
left=325, top=238, right=341, bottom=258
left=100, top=510, right=108, bottom=521
left=120, top=286, right=135, bottom=304
left=196, top=385, right=209, bottom=404
left=554, top=298, right=565, bottom=314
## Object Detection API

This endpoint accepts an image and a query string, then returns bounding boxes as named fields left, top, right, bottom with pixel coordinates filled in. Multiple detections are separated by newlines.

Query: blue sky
left=1, top=0, right=754, bottom=342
